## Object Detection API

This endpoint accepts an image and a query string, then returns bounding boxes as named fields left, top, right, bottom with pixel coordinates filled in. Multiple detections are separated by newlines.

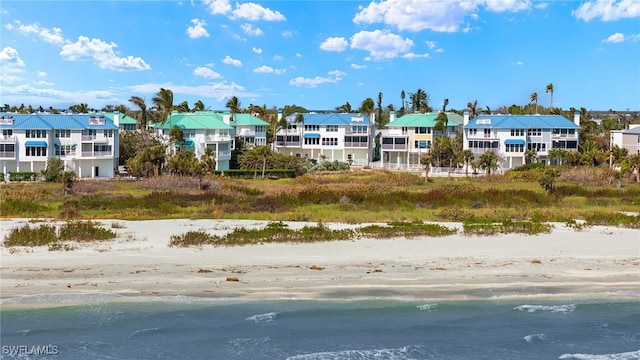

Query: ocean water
left=1, top=297, right=638, bottom=360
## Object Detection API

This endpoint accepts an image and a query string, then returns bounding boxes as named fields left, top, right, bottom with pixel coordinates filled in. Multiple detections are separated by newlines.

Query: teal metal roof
left=386, top=112, right=463, bottom=127
left=466, top=114, right=579, bottom=129
left=232, top=114, right=269, bottom=126
left=156, top=112, right=233, bottom=130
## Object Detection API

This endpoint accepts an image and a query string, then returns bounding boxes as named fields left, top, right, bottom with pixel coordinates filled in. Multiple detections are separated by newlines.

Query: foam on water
left=514, top=304, right=576, bottom=314
left=245, top=311, right=279, bottom=323
left=523, top=333, right=548, bottom=343
left=416, top=303, right=438, bottom=311
left=558, top=349, right=640, bottom=360
left=286, top=345, right=435, bottom=360
left=128, top=327, right=164, bottom=339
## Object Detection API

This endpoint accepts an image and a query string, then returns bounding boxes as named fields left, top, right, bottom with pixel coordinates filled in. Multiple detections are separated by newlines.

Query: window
left=304, top=137, right=320, bottom=145
left=528, top=128, right=541, bottom=136
left=256, top=125, right=266, bottom=132
left=2, top=130, right=12, bottom=137
left=416, top=127, right=430, bottom=134
left=183, top=130, right=196, bottom=138
left=55, top=129, right=71, bottom=138
left=326, top=125, right=338, bottom=132
left=401, top=127, right=408, bottom=135
left=0, top=143, right=15, bottom=154
left=103, top=129, right=113, bottom=138
left=94, top=145, right=112, bottom=154
left=219, top=129, right=229, bottom=136
left=414, top=140, right=430, bottom=149
left=322, top=137, right=338, bottom=146
left=55, top=145, right=76, bottom=156
left=484, top=129, right=492, bottom=137
left=26, top=130, right=46, bottom=138
left=25, top=146, right=47, bottom=156
left=505, top=144, right=524, bottom=152
left=304, top=125, right=319, bottom=131
left=352, top=125, right=367, bottom=134
left=527, top=143, right=547, bottom=152
left=287, top=124, right=297, bottom=130
left=468, top=141, right=498, bottom=149
left=469, top=129, right=477, bottom=135
left=510, top=129, right=524, bottom=136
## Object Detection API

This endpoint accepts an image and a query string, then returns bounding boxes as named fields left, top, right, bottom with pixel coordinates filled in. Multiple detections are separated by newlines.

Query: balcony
left=275, top=141, right=301, bottom=147
left=82, top=135, right=97, bottom=141
left=81, top=151, right=113, bottom=157
left=344, top=141, right=368, bottom=148
left=0, top=135, right=16, bottom=142
left=205, top=135, right=231, bottom=142
left=237, top=129, right=256, bottom=137
left=0, top=151, right=16, bottom=158
left=381, top=137, right=407, bottom=150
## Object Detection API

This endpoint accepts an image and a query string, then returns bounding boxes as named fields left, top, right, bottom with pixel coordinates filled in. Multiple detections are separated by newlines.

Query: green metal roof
left=232, top=113, right=269, bottom=126
left=386, top=112, right=463, bottom=127
left=155, top=112, right=233, bottom=130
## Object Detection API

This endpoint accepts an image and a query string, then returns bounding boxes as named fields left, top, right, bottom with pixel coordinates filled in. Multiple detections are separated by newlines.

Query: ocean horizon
left=1, top=295, right=638, bottom=360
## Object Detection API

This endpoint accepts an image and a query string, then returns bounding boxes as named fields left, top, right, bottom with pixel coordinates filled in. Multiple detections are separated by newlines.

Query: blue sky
left=1, top=0, right=638, bottom=113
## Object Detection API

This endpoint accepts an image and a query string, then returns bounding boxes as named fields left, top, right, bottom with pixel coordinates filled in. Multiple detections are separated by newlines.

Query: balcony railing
left=0, top=151, right=16, bottom=158
left=0, top=135, right=15, bottom=141
left=81, top=151, right=113, bottom=157
left=82, top=135, right=97, bottom=141
left=381, top=143, right=408, bottom=150
left=205, top=135, right=231, bottom=142
left=237, top=130, right=256, bottom=137
left=275, top=141, right=301, bottom=147
left=344, top=142, right=368, bottom=148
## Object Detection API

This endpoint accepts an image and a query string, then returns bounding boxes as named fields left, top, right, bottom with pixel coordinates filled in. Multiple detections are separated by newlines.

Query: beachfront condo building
left=0, top=112, right=120, bottom=178
left=610, top=125, right=640, bottom=156
left=229, top=113, right=270, bottom=148
left=274, top=112, right=375, bottom=166
left=378, top=111, right=463, bottom=170
left=463, top=111, right=581, bottom=171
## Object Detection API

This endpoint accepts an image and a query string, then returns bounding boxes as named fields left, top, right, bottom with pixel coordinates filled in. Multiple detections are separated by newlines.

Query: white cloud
left=60, top=36, right=151, bottom=71
left=630, top=33, right=640, bottom=41
left=230, top=2, right=286, bottom=21
left=350, top=63, right=367, bottom=69
left=240, top=23, right=263, bottom=36
left=4, top=23, right=13, bottom=30
left=204, top=0, right=231, bottom=15
left=187, top=18, right=209, bottom=39
left=295, top=53, right=302, bottom=58
left=350, top=30, right=413, bottom=60
left=1, top=83, right=118, bottom=106
left=193, top=66, right=222, bottom=79
left=573, top=0, right=640, bottom=21
left=16, top=22, right=67, bottom=45
left=511, top=61, right=524, bottom=66
left=34, top=80, right=54, bottom=86
left=402, top=52, right=430, bottom=60
left=535, top=2, right=549, bottom=9
left=425, top=41, right=437, bottom=49
left=222, top=55, right=242, bottom=67
left=37, top=71, right=47, bottom=77
left=252, top=47, right=263, bottom=54
left=353, top=0, right=531, bottom=32
left=320, top=37, right=348, bottom=52
left=603, top=32, right=625, bottom=43
left=289, top=69, right=345, bottom=88
left=253, top=65, right=286, bottom=74
left=282, top=30, right=296, bottom=38
left=0, top=47, right=26, bottom=83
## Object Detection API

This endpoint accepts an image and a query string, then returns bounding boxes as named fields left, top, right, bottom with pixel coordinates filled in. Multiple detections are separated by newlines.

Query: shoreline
left=1, top=218, right=639, bottom=309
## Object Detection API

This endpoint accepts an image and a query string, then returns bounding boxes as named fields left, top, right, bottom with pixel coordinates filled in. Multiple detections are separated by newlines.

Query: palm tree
left=376, top=92, right=383, bottom=127
left=336, top=101, right=352, bottom=113
left=622, top=154, right=640, bottom=183
left=360, top=98, right=375, bottom=115
left=462, top=149, right=474, bottom=177
left=200, top=146, right=217, bottom=173
left=127, top=96, right=158, bottom=130
left=434, top=112, right=449, bottom=137
left=152, top=88, right=178, bottom=128
left=478, top=150, right=498, bottom=175
left=400, top=90, right=406, bottom=116
left=69, top=103, right=89, bottom=114
left=545, top=83, right=554, bottom=111
left=170, top=126, right=185, bottom=152
left=525, top=149, right=538, bottom=164
left=193, top=100, right=206, bottom=112
left=467, top=100, right=479, bottom=118
left=442, top=98, right=449, bottom=112
left=530, top=92, right=538, bottom=114
left=420, top=152, right=433, bottom=183
left=548, top=147, right=566, bottom=166
left=410, top=88, right=430, bottom=113
left=225, top=96, right=241, bottom=122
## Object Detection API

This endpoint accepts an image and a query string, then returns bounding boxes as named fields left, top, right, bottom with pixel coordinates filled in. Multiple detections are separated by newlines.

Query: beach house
left=610, top=125, right=640, bottom=156
left=274, top=112, right=375, bottom=166
left=379, top=111, right=463, bottom=169
left=463, top=112, right=581, bottom=170
left=0, top=112, right=120, bottom=178
left=229, top=113, right=270, bottom=148
left=151, top=111, right=234, bottom=171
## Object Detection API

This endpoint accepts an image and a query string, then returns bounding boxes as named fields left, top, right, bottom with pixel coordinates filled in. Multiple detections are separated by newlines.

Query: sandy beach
left=1, top=218, right=639, bottom=306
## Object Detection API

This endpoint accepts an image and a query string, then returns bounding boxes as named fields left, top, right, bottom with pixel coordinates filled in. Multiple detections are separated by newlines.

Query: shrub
left=58, top=221, right=117, bottom=241
left=463, top=219, right=552, bottom=236
left=3, top=224, right=58, bottom=247
left=359, top=221, right=457, bottom=238
left=169, top=230, right=216, bottom=247
left=9, top=172, right=37, bottom=182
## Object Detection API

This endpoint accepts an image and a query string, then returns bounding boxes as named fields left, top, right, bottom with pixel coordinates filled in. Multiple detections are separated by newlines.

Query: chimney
left=463, top=110, right=469, bottom=126
left=113, top=111, right=120, bottom=127
left=573, top=111, right=580, bottom=127
left=389, top=111, right=395, bottom=123
left=223, top=112, right=230, bottom=125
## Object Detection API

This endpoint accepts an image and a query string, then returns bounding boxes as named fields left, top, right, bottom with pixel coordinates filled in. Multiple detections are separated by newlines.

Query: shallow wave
left=558, top=349, right=640, bottom=360
left=523, top=333, right=548, bottom=343
left=416, top=303, right=438, bottom=311
left=286, top=345, right=434, bottom=360
left=245, top=312, right=278, bottom=323
left=0, top=293, right=125, bottom=305
left=514, top=304, right=576, bottom=314
left=128, top=327, right=164, bottom=339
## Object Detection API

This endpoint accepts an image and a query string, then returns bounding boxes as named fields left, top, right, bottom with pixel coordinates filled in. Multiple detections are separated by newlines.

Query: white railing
left=0, top=151, right=16, bottom=158
left=81, top=151, right=112, bottom=157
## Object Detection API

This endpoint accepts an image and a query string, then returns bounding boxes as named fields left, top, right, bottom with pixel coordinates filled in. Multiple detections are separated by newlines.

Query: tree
left=409, top=88, right=430, bottom=113
left=434, top=111, right=449, bottom=137
left=238, top=145, right=274, bottom=178
left=167, top=150, right=199, bottom=176
left=336, top=101, right=352, bottom=113
left=525, top=149, right=538, bottom=164
left=622, top=154, right=640, bottom=183
left=193, top=100, right=206, bottom=112
left=359, top=98, right=374, bottom=116
left=467, top=100, right=479, bottom=118
left=545, top=83, right=554, bottom=111
left=548, top=147, right=566, bottom=166
left=539, top=167, right=560, bottom=194
left=200, top=147, right=217, bottom=173
left=119, top=131, right=164, bottom=166
left=376, top=92, right=384, bottom=127
left=442, top=98, right=449, bottom=112
left=42, top=157, right=65, bottom=182
left=529, top=92, right=538, bottom=114
left=69, top=103, right=89, bottom=114
left=128, top=96, right=159, bottom=130
left=152, top=88, right=178, bottom=128
left=462, top=149, right=474, bottom=177
left=400, top=90, right=406, bottom=116
left=420, top=152, right=433, bottom=183
left=170, top=126, right=185, bottom=152
left=478, top=150, right=498, bottom=175
left=62, top=171, right=76, bottom=196
left=225, top=96, right=241, bottom=122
